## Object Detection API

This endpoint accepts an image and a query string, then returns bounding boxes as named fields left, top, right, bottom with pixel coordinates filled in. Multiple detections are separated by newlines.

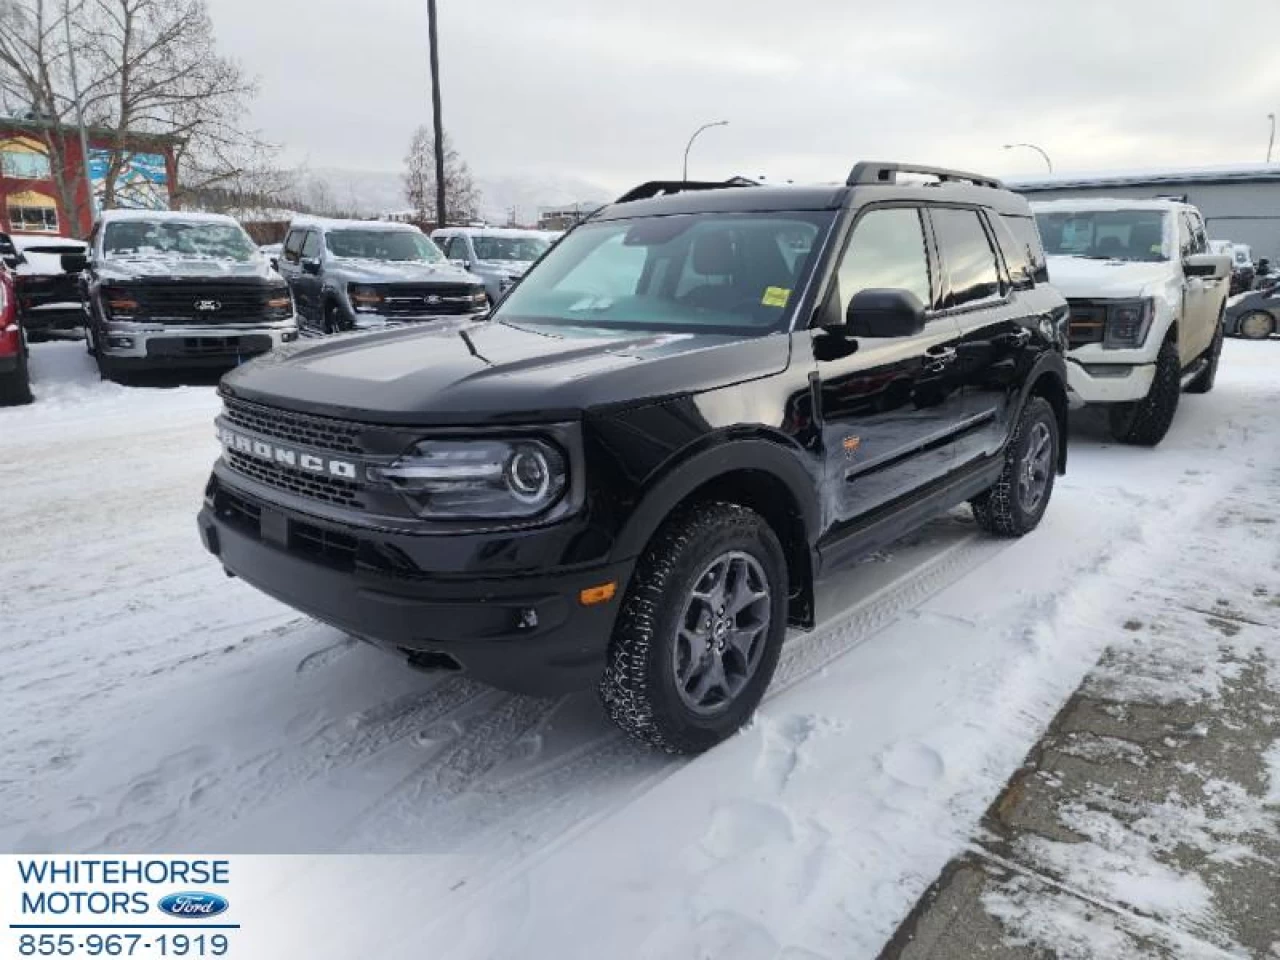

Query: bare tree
left=404, top=125, right=479, bottom=227
left=0, top=0, right=276, bottom=231
left=0, top=0, right=89, bottom=233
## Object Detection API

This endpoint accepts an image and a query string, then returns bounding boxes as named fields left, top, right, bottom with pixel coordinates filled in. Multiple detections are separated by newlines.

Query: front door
left=1178, top=211, right=1215, bottom=365
left=813, top=204, right=968, bottom=530
left=293, top=230, right=325, bottom=327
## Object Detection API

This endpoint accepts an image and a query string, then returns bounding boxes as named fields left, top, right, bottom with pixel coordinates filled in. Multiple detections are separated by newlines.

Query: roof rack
left=615, top=177, right=759, bottom=204
left=847, top=162, right=1004, bottom=190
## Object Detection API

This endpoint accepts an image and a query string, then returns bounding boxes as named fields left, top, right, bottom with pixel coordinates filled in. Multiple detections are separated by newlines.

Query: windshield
left=325, top=229, right=443, bottom=262
left=472, top=235, right=549, bottom=262
left=103, top=220, right=257, bottom=261
left=492, top=212, right=832, bottom=336
left=1035, top=210, right=1169, bottom=262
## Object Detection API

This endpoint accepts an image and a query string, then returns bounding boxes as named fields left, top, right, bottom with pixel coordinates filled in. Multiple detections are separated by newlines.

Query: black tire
left=323, top=300, right=344, bottom=335
left=1236, top=310, right=1275, bottom=341
left=1107, top=337, right=1180, bottom=447
left=970, top=396, right=1057, bottom=537
left=0, top=336, right=33, bottom=405
left=95, top=346, right=124, bottom=383
left=599, top=501, right=789, bottom=755
left=1185, top=320, right=1223, bottom=395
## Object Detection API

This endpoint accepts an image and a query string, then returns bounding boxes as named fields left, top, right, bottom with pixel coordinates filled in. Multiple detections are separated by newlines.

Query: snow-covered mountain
left=295, top=167, right=612, bottom=224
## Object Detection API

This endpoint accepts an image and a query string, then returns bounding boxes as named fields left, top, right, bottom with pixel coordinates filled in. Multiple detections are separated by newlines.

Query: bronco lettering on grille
left=217, top=426, right=358, bottom=479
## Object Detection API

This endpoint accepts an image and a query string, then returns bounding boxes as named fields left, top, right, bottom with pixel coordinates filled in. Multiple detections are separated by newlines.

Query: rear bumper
left=20, top=303, right=83, bottom=333
left=1066, top=358, right=1156, bottom=404
left=197, top=478, right=632, bottom=696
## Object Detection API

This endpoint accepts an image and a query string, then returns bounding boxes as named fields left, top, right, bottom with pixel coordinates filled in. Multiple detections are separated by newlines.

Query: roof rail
left=847, top=162, right=1004, bottom=190
left=615, top=178, right=759, bottom=204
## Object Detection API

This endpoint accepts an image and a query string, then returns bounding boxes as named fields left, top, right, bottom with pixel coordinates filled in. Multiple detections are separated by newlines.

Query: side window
left=282, top=230, right=303, bottom=263
left=833, top=207, right=932, bottom=322
left=437, top=236, right=455, bottom=257
left=931, top=208, right=1002, bottom=308
left=1001, top=215, right=1049, bottom=284
left=1178, top=215, right=1195, bottom=259
left=300, top=230, right=321, bottom=259
left=1188, top=213, right=1208, bottom=255
left=991, top=215, right=1033, bottom=289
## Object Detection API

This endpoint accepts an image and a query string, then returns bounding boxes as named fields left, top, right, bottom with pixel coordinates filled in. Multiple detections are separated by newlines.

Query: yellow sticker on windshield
left=762, top=286, right=791, bottom=308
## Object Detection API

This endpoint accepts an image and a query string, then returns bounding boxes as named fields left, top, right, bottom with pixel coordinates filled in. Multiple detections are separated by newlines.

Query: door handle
left=924, top=345, right=956, bottom=373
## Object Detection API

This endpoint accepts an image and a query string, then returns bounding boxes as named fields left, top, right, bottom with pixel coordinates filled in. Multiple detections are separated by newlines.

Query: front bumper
left=100, top=320, right=298, bottom=366
left=198, top=473, right=633, bottom=696
left=1066, top=358, right=1156, bottom=404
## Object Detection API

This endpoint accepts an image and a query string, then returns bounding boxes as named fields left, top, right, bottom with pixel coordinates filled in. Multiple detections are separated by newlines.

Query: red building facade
left=0, top=117, right=178, bottom=239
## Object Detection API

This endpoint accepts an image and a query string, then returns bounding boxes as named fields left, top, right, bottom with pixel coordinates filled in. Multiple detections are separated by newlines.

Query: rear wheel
left=599, top=502, right=788, bottom=755
left=1108, top=337, right=1180, bottom=446
left=1237, top=310, right=1275, bottom=340
left=970, top=396, right=1057, bottom=537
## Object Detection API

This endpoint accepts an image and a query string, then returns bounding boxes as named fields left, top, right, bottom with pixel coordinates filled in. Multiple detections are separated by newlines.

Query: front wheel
left=1107, top=337, right=1180, bottom=446
left=599, top=502, right=789, bottom=755
left=970, top=396, right=1058, bottom=537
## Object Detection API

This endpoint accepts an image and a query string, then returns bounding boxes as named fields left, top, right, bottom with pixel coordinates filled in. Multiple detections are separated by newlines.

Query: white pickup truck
left=1031, top=199, right=1231, bottom=446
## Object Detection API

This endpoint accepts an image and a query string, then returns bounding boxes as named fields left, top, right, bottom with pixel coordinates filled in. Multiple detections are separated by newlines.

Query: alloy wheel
left=672, top=551, right=772, bottom=715
left=1018, top=420, right=1053, bottom=513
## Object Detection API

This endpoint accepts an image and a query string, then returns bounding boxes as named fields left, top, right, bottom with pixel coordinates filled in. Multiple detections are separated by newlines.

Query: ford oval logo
left=194, top=299, right=222, bottom=312
left=157, top=892, right=229, bottom=918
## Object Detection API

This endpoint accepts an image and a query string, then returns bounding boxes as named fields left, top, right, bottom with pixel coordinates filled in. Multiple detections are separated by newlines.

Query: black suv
left=198, top=163, right=1069, bottom=754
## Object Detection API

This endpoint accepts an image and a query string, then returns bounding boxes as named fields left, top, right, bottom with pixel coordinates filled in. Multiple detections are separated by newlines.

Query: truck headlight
left=369, top=438, right=568, bottom=519
left=1104, top=299, right=1154, bottom=349
left=349, top=284, right=384, bottom=313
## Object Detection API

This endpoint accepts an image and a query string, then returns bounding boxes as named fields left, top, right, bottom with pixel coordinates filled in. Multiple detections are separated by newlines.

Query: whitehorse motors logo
left=217, top=426, right=358, bottom=479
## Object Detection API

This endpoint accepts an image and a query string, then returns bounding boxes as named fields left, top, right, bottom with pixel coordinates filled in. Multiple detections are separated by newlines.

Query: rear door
left=930, top=206, right=1044, bottom=466
left=813, top=204, right=968, bottom=526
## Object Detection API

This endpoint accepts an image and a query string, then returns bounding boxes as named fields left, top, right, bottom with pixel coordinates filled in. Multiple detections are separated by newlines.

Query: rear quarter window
left=1001, top=214, right=1049, bottom=284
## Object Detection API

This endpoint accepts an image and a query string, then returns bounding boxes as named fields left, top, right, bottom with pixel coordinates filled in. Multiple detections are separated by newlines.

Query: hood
left=1045, top=255, right=1173, bottom=300
left=100, top=256, right=277, bottom=282
left=220, top=320, right=790, bottom=425
left=329, top=258, right=478, bottom=285
left=475, top=259, right=534, bottom=277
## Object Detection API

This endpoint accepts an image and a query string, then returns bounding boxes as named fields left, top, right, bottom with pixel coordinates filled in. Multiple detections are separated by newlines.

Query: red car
left=0, top=262, right=33, bottom=405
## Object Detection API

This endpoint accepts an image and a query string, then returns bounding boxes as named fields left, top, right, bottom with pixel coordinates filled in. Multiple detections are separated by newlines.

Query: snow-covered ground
left=2, top=339, right=1278, bottom=957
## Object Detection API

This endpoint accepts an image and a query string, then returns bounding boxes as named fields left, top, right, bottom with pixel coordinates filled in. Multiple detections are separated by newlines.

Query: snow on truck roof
left=430, top=226, right=548, bottom=239
left=287, top=216, right=422, bottom=233
left=1011, top=163, right=1280, bottom=191
left=1029, top=198, right=1194, bottom=214
left=96, top=209, right=242, bottom=227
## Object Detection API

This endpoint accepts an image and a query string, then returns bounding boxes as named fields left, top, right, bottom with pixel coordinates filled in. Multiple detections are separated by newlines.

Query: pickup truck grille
left=130, top=283, right=280, bottom=323
left=221, top=397, right=363, bottom=454
left=376, top=283, right=483, bottom=317
left=1066, top=300, right=1106, bottom=349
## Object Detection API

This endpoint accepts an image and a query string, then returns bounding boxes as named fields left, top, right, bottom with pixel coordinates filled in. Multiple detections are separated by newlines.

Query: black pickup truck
left=199, top=162, right=1070, bottom=753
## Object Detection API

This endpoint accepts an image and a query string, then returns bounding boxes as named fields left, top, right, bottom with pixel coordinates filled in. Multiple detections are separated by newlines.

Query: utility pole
left=1268, top=114, right=1276, bottom=164
left=63, top=0, right=97, bottom=233
left=427, top=0, right=446, bottom=229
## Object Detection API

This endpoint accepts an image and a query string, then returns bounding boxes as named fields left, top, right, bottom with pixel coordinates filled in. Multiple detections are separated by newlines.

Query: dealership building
left=1011, top=165, right=1280, bottom=263
left=0, top=116, right=177, bottom=239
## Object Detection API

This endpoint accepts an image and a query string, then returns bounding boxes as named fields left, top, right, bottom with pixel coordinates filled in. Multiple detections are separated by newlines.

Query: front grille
left=376, top=283, right=482, bottom=317
left=222, top=397, right=362, bottom=454
left=128, top=283, right=281, bottom=323
left=1067, top=301, right=1106, bottom=349
left=226, top=450, right=362, bottom=508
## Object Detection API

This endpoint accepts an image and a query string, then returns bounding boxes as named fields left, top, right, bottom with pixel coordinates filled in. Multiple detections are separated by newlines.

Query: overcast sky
left=205, top=0, right=1280, bottom=196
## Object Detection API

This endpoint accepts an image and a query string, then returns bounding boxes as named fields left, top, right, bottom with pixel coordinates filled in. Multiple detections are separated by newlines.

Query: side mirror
left=269, top=257, right=280, bottom=272
left=301, top=257, right=321, bottom=276
left=61, top=252, right=88, bottom=274
left=842, top=288, right=927, bottom=339
left=1184, top=253, right=1230, bottom=280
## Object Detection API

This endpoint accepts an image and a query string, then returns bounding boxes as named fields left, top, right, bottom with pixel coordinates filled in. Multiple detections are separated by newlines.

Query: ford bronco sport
left=199, top=163, right=1069, bottom=754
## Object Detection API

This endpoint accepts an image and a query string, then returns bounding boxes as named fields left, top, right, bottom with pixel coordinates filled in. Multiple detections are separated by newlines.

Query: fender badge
left=843, top=436, right=862, bottom=457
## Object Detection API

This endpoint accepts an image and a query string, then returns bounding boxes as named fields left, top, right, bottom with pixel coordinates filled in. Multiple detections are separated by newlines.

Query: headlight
left=102, top=285, right=139, bottom=318
left=369, top=438, right=567, bottom=519
left=349, top=284, right=383, bottom=313
left=1104, top=299, right=1154, bottom=349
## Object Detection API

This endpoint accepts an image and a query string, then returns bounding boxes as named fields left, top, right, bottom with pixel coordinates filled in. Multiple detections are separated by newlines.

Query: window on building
left=1, top=149, right=52, bottom=180
left=8, top=204, right=59, bottom=234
